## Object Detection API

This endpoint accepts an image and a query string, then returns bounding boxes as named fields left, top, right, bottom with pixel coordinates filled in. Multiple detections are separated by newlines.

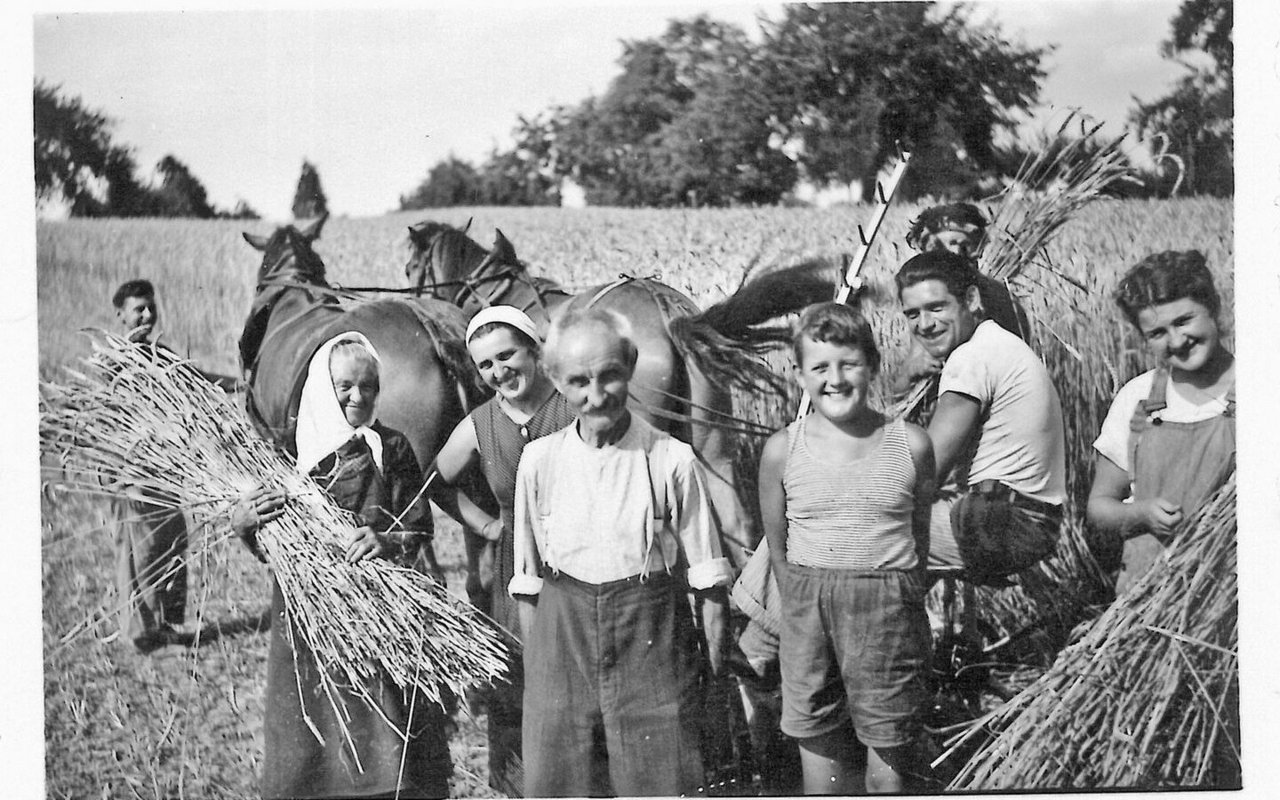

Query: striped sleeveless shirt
left=783, top=415, right=919, bottom=570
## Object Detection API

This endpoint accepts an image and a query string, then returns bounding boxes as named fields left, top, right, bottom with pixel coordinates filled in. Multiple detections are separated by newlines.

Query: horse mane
left=667, top=259, right=839, bottom=396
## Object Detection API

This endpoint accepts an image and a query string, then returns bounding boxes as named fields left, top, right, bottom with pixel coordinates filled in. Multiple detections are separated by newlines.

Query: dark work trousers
left=522, top=570, right=706, bottom=797
left=113, top=496, right=187, bottom=644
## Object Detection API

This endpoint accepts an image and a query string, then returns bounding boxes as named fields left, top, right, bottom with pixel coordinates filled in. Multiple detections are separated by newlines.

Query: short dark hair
left=905, top=203, right=988, bottom=251
left=112, top=279, right=155, bottom=308
left=1113, top=250, right=1221, bottom=327
left=792, top=302, right=881, bottom=373
left=895, top=250, right=981, bottom=303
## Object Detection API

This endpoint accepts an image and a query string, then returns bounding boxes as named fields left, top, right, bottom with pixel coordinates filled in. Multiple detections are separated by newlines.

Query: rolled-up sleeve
left=672, top=452, right=734, bottom=591
left=509, top=444, right=545, bottom=597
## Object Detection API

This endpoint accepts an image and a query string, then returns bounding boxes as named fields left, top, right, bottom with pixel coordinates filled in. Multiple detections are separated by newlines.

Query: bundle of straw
left=41, top=333, right=511, bottom=733
left=981, top=115, right=1138, bottom=284
left=943, top=471, right=1238, bottom=790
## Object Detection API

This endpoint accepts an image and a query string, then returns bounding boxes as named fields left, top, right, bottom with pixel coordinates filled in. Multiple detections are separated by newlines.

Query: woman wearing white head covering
left=232, top=331, right=451, bottom=799
left=430, top=305, right=573, bottom=797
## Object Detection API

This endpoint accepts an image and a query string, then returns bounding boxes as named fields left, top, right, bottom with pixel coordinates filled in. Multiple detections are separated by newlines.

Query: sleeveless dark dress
left=471, top=392, right=574, bottom=797
left=262, top=423, right=452, bottom=799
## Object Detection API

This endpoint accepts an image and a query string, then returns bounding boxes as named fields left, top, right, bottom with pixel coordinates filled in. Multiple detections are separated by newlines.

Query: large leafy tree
left=291, top=160, right=329, bottom=219
left=1130, top=0, right=1232, bottom=196
left=478, top=110, right=566, bottom=206
left=555, top=15, right=792, bottom=206
left=759, top=2, right=1046, bottom=201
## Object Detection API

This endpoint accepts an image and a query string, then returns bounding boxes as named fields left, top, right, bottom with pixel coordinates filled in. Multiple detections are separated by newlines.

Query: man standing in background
left=109, top=279, right=195, bottom=653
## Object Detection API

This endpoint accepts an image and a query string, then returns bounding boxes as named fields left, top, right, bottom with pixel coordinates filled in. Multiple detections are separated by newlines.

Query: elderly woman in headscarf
left=232, top=332, right=452, bottom=799
left=429, top=305, right=574, bottom=797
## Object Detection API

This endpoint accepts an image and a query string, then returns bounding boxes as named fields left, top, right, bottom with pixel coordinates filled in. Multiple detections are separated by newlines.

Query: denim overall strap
left=1117, top=366, right=1236, bottom=595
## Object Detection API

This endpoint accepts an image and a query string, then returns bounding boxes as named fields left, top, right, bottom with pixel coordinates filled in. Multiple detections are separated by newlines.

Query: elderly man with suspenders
left=509, top=306, right=734, bottom=797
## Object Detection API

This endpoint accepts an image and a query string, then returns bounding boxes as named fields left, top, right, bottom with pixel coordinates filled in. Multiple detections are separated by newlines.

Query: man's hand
left=480, top=518, right=504, bottom=542
left=902, top=348, right=944, bottom=383
left=345, top=526, right=389, bottom=563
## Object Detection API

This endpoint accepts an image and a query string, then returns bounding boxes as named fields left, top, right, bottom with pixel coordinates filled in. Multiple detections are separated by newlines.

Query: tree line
left=34, top=1, right=1231, bottom=218
left=401, top=0, right=1232, bottom=210
left=34, top=80, right=331, bottom=221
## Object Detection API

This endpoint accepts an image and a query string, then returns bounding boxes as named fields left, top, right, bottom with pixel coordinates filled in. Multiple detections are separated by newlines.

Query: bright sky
left=29, top=0, right=1191, bottom=220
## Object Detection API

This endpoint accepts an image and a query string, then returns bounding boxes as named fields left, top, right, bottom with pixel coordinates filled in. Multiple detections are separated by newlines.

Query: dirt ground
left=41, top=475, right=500, bottom=799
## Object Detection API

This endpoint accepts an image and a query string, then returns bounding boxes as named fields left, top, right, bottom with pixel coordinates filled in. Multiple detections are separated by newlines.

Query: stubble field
left=37, top=198, right=1232, bottom=798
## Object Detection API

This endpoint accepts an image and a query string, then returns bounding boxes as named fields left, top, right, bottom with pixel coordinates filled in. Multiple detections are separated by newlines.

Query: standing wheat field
left=37, top=200, right=1231, bottom=798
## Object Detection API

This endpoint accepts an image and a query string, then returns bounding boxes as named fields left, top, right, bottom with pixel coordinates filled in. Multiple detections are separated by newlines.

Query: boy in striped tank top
left=759, top=303, right=936, bottom=793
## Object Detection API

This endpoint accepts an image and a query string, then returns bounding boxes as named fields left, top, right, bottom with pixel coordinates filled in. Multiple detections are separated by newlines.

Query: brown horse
left=403, top=221, right=835, bottom=564
left=240, top=215, right=488, bottom=571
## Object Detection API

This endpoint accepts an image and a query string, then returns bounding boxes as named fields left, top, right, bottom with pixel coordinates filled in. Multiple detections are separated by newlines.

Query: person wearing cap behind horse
left=894, top=203, right=1029, bottom=404
left=430, top=305, right=575, bottom=797
left=231, top=332, right=451, bottom=799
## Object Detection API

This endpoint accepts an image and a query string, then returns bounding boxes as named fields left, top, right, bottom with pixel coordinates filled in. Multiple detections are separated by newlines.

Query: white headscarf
left=295, top=331, right=384, bottom=475
left=465, top=305, right=542, bottom=346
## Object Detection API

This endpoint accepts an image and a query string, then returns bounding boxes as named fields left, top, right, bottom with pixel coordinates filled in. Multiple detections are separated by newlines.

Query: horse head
left=404, top=218, right=491, bottom=301
left=243, top=213, right=330, bottom=289
left=238, top=213, right=330, bottom=374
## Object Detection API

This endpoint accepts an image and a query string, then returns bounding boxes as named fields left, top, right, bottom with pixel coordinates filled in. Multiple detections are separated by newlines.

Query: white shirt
left=510, top=415, right=734, bottom=595
left=1093, top=368, right=1233, bottom=474
left=939, top=319, right=1067, bottom=505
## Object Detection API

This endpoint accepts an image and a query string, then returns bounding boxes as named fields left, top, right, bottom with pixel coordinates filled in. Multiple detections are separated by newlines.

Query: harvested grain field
left=37, top=200, right=1232, bottom=797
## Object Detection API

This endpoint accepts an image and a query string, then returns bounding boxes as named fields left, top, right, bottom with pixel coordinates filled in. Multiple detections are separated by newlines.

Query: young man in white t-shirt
left=510, top=306, right=733, bottom=797
left=895, top=251, right=1067, bottom=584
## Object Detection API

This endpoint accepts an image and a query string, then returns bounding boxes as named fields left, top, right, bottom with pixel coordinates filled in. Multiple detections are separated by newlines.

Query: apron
left=1117, top=366, right=1235, bottom=595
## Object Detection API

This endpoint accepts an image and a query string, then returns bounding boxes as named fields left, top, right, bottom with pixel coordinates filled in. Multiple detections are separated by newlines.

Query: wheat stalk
left=40, top=332, right=511, bottom=742
left=941, top=472, right=1238, bottom=790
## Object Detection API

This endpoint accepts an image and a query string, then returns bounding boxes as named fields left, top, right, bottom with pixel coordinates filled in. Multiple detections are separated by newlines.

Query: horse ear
left=493, top=229, right=518, bottom=264
left=462, top=217, right=473, bottom=235
left=243, top=231, right=270, bottom=251
left=299, top=212, right=328, bottom=241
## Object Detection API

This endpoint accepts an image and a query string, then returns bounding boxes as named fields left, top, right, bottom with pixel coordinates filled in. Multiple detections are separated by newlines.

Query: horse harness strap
left=585, top=275, right=642, bottom=309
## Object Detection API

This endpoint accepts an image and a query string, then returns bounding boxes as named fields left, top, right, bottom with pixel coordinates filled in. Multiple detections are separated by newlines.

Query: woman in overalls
left=1086, top=250, right=1234, bottom=595
left=1087, top=251, right=1238, bottom=789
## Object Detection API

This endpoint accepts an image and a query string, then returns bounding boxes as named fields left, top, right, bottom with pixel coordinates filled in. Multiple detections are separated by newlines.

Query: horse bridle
left=243, top=235, right=337, bottom=375
left=424, top=230, right=556, bottom=320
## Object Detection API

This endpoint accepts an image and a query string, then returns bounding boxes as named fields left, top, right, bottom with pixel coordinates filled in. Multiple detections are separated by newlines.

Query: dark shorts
left=778, top=565, right=930, bottom=748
